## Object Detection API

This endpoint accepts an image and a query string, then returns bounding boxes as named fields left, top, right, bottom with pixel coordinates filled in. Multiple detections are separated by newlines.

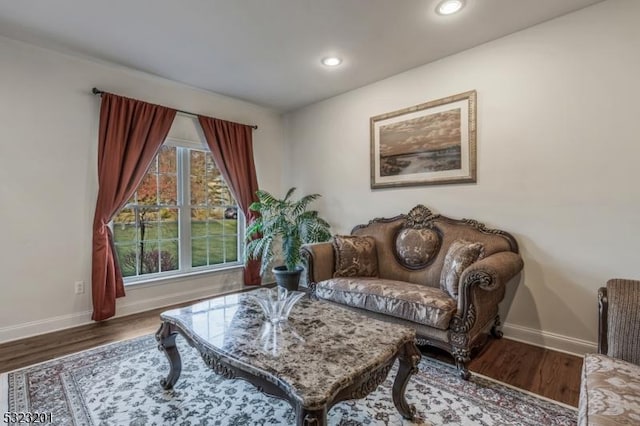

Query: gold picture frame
left=370, top=90, right=477, bottom=188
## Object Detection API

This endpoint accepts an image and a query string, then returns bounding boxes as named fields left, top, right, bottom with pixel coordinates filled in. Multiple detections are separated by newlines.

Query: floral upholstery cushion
left=579, top=353, right=640, bottom=425
left=316, top=277, right=456, bottom=330
left=440, top=239, right=484, bottom=298
left=332, top=235, right=378, bottom=278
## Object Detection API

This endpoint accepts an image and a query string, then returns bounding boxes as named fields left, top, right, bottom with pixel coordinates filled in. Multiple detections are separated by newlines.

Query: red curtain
left=198, top=116, right=261, bottom=285
left=92, top=94, right=176, bottom=321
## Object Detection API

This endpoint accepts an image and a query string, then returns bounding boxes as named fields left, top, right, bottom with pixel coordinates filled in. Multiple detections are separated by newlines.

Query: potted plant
left=245, top=187, right=331, bottom=290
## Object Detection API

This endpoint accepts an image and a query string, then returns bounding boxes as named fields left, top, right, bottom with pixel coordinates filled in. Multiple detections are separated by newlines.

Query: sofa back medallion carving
left=394, top=205, right=442, bottom=270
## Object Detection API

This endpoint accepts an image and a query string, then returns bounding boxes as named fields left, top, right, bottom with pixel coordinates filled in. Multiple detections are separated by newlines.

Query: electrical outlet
left=74, top=281, right=85, bottom=294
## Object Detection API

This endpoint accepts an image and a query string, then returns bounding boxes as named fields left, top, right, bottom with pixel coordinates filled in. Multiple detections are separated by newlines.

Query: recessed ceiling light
left=321, top=57, right=342, bottom=67
left=436, top=0, right=465, bottom=15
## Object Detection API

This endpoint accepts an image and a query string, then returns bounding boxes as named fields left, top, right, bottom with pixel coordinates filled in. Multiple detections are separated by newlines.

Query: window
left=112, top=141, right=242, bottom=284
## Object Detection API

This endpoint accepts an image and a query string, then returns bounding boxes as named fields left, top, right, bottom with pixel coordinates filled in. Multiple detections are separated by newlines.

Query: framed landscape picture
left=370, top=90, right=476, bottom=188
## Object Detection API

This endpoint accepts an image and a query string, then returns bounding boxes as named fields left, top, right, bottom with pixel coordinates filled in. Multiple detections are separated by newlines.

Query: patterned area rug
left=1, top=334, right=576, bottom=425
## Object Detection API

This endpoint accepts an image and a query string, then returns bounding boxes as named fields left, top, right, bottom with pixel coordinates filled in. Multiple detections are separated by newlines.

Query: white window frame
left=112, top=136, right=245, bottom=286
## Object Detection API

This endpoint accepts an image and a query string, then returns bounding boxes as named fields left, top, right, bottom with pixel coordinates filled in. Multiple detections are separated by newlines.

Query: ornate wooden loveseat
left=301, top=205, right=524, bottom=379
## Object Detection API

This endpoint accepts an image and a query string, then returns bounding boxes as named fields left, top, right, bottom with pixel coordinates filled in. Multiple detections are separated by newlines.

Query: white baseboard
left=502, top=322, right=597, bottom=356
left=0, top=310, right=94, bottom=344
left=0, top=283, right=243, bottom=344
left=1, top=293, right=598, bottom=357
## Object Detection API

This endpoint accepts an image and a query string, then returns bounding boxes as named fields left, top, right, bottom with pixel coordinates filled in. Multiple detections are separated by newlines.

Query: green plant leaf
left=283, top=187, right=296, bottom=201
left=245, top=187, right=331, bottom=275
left=245, top=219, right=263, bottom=240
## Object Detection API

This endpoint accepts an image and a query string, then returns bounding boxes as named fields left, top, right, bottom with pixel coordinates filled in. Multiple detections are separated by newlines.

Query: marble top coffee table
left=156, top=288, right=421, bottom=425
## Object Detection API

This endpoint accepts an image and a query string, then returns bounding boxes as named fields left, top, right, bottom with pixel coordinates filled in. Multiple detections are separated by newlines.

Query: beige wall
left=0, top=36, right=285, bottom=342
left=283, top=0, right=640, bottom=354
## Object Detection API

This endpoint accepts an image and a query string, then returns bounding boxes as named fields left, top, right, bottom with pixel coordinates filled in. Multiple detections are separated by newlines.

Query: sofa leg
left=451, top=343, right=472, bottom=380
left=455, top=359, right=471, bottom=380
left=490, top=315, right=504, bottom=339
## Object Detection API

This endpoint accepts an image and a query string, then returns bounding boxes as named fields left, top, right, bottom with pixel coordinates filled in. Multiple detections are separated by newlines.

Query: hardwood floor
left=0, top=292, right=583, bottom=408
left=469, top=338, right=582, bottom=406
left=417, top=338, right=582, bottom=407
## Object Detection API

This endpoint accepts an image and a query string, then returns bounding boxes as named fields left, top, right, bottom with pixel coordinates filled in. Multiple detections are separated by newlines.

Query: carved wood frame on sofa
left=301, top=205, right=524, bottom=379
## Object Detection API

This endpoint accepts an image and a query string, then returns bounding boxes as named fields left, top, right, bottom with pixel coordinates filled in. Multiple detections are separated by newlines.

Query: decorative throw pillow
left=440, top=239, right=484, bottom=298
left=333, top=235, right=379, bottom=278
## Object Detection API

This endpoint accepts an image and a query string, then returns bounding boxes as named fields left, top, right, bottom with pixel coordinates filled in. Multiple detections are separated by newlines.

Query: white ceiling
left=0, top=0, right=603, bottom=112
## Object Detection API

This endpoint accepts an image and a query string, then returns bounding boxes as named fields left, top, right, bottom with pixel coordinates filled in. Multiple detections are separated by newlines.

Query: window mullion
left=178, top=147, right=192, bottom=272
left=238, top=211, right=245, bottom=264
left=134, top=206, right=140, bottom=276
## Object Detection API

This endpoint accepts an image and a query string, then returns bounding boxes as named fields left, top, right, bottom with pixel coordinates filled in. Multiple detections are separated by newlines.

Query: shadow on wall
left=500, top=236, right=544, bottom=335
left=498, top=271, right=524, bottom=334
left=501, top=233, right=598, bottom=348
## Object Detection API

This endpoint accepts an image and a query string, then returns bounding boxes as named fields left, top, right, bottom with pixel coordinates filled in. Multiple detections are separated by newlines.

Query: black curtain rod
left=91, top=88, right=258, bottom=130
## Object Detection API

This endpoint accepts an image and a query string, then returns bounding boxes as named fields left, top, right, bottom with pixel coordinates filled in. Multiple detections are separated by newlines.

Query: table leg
left=156, top=321, right=182, bottom=390
left=296, top=406, right=327, bottom=426
left=392, top=341, right=421, bottom=419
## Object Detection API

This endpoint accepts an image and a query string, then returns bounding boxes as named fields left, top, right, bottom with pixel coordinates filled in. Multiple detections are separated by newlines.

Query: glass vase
left=251, top=287, right=305, bottom=324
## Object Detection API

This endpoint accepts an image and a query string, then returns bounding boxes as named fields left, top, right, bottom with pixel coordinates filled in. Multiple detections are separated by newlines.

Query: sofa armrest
left=600, top=278, right=640, bottom=364
left=300, top=242, right=335, bottom=285
left=456, top=251, right=524, bottom=319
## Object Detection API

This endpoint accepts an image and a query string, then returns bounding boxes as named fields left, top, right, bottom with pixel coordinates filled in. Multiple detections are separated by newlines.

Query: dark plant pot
left=272, top=265, right=303, bottom=291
